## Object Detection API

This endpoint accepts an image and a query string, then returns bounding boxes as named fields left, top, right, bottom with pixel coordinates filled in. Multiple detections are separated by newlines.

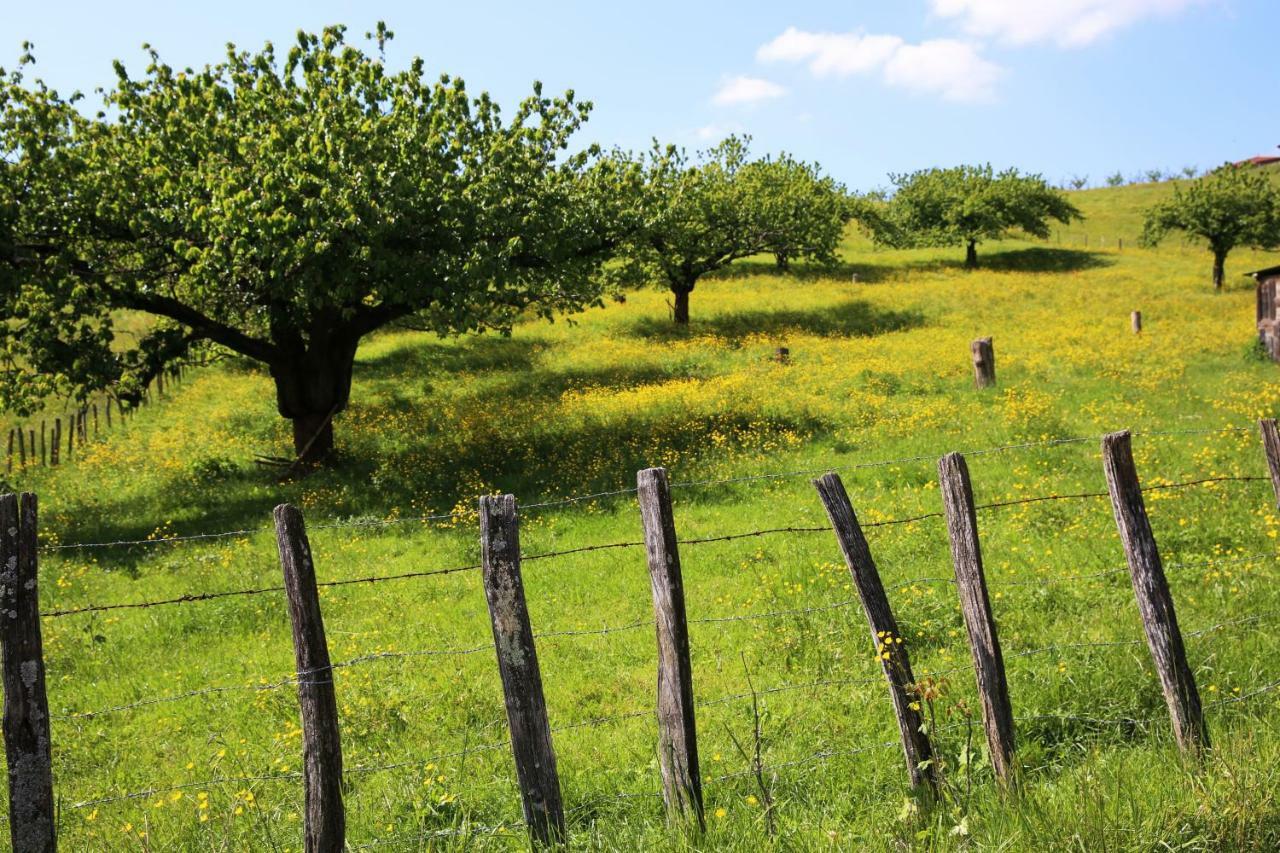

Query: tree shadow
left=622, top=299, right=925, bottom=343
left=712, top=247, right=1113, bottom=285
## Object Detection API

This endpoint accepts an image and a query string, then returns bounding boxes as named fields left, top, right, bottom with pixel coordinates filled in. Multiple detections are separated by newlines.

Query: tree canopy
left=0, top=25, right=634, bottom=461
left=609, top=136, right=847, bottom=324
left=1141, top=164, right=1280, bottom=290
left=881, top=164, right=1081, bottom=267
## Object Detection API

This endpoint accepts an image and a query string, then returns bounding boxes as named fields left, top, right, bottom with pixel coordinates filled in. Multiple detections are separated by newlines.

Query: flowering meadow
left=6, top=182, right=1280, bottom=849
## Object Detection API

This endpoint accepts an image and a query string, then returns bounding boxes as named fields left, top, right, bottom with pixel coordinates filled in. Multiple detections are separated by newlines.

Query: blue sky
left=6, top=1, right=1277, bottom=190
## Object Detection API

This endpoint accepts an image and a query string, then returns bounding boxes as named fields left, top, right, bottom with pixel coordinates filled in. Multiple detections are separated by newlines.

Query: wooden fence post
left=813, top=473, right=938, bottom=793
left=937, top=452, right=1017, bottom=786
left=1131, top=311, right=1142, bottom=333
left=16, top=429, right=25, bottom=469
left=1260, top=420, right=1280, bottom=513
left=636, top=468, right=704, bottom=827
left=1, top=493, right=56, bottom=852
left=273, top=504, right=345, bottom=853
left=971, top=338, right=996, bottom=389
left=39, top=423, right=45, bottom=468
left=92, top=404, right=98, bottom=438
left=1100, top=431, right=1208, bottom=755
left=5, top=430, right=11, bottom=474
left=479, top=494, right=565, bottom=846
left=27, top=431, right=34, bottom=466
left=49, top=421, right=59, bottom=467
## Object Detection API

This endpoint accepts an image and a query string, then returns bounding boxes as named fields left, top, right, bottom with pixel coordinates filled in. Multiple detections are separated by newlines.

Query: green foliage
left=607, top=136, right=847, bottom=322
left=1106, top=172, right=1126, bottom=188
left=1141, top=163, right=1280, bottom=289
left=879, top=164, right=1081, bottom=267
left=0, top=25, right=632, bottom=453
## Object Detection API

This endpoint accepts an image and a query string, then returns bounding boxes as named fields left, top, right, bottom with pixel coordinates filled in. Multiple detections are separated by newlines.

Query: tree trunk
left=965, top=240, right=978, bottom=269
left=775, top=252, right=790, bottom=272
left=292, top=412, right=336, bottom=463
left=1213, top=250, right=1226, bottom=291
left=270, top=337, right=359, bottom=465
left=672, top=288, right=691, bottom=325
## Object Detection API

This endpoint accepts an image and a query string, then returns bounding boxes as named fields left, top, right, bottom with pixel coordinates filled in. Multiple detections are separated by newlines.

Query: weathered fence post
left=1, top=493, right=56, bottom=852
left=813, top=473, right=938, bottom=793
left=49, top=421, right=59, bottom=467
left=1131, top=311, right=1142, bottom=333
left=273, top=504, right=345, bottom=853
left=636, top=468, right=704, bottom=827
left=16, top=429, right=25, bottom=468
left=937, top=452, right=1017, bottom=787
left=27, top=431, right=34, bottom=466
left=5, top=430, right=12, bottom=474
left=971, top=338, right=996, bottom=389
left=1101, top=431, right=1208, bottom=755
left=92, top=404, right=98, bottom=438
left=479, top=494, right=565, bottom=846
left=1260, top=419, right=1280, bottom=513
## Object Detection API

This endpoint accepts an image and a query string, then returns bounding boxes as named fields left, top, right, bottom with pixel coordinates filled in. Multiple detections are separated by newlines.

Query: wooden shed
left=1251, top=264, right=1280, bottom=361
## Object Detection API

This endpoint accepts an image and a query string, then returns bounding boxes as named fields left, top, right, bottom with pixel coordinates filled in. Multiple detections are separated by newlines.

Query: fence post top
left=273, top=502, right=303, bottom=522
left=479, top=494, right=516, bottom=514
left=1101, top=429, right=1133, bottom=447
left=938, top=450, right=967, bottom=470
left=637, top=466, right=668, bottom=482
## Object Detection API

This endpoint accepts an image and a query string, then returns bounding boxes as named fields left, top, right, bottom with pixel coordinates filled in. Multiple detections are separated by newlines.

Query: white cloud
left=757, top=27, right=1003, bottom=103
left=929, top=0, right=1205, bottom=48
left=711, top=75, right=787, bottom=106
left=883, top=39, right=1004, bottom=102
left=757, top=27, right=903, bottom=77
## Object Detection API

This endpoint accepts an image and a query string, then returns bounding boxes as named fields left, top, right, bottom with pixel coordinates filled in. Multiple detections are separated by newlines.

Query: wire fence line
left=34, top=423, right=1259, bottom=556
left=43, top=547, right=1280, bottom=722
left=40, top=471, right=1267, bottom=621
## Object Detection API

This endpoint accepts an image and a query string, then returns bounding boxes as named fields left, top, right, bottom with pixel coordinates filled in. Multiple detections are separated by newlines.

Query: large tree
left=1141, top=164, right=1280, bottom=290
left=883, top=164, right=1080, bottom=267
left=610, top=136, right=845, bottom=324
left=0, top=25, right=632, bottom=462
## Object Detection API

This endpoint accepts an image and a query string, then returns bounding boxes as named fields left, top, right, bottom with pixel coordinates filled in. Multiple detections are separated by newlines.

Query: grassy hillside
left=6, top=179, right=1280, bottom=850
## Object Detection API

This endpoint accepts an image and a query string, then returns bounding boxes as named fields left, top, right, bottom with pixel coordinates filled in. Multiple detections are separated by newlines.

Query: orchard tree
left=0, top=25, right=633, bottom=462
left=612, top=136, right=845, bottom=324
left=1141, top=163, right=1280, bottom=290
left=744, top=153, right=848, bottom=272
left=883, top=164, right=1081, bottom=267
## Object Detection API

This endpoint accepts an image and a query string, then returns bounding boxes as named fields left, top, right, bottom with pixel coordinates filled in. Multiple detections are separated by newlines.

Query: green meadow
left=6, top=176, right=1280, bottom=850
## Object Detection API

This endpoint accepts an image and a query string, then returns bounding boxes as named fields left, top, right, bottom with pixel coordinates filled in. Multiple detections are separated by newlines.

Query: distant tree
left=881, top=164, right=1081, bottom=268
left=1142, top=164, right=1280, bottom=290
left=1069, top=175, right=1090, bottom=190
left=610, top=136, right=845, bottom=324
left=0, top=26, right=634, bottom=462
left=1145, top=169, right=1167, bottom=183
left=1106, top=172, right=1126, bottom=188
left=1181, top=165, right=1200, bottom=180
left=744, top=153, right=848, bottom=272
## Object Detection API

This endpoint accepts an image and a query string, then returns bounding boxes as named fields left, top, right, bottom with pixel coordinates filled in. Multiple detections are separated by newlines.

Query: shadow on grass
left=623, top=299, right=925, bottom=343
left=43, top=296, right=925, bottom=551
left=714, top=247, right=1113, bottom=285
